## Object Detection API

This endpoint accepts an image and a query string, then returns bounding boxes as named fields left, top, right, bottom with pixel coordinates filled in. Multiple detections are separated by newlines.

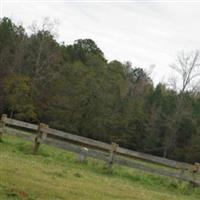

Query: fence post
left=0, top=114, right=7, bottom=142
left=78, top=147, right=88, bottom=163
left=33, top=123, right=48, bottom=154
left=194, top=163, right=200, bottom=173
left=108, top=142, right=118, bottom=173
left=178, top=167, right=185, bottom=183
left=190, top=163, right=200, bottom=187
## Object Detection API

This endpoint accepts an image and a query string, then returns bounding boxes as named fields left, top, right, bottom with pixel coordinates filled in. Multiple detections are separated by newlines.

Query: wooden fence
left=1, top=114, right=200, bottom=186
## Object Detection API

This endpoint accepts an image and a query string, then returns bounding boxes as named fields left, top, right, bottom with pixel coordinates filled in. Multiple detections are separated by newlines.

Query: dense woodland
left=0, top=17, right=200, bottom=163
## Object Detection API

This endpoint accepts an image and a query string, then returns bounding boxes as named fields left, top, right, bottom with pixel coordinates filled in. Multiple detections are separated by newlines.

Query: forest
left=0, top=17, right=200, bottom=163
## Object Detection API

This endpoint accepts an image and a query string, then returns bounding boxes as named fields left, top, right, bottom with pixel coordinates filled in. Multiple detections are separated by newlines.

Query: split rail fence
left=0, top=114, right=200, bottom=186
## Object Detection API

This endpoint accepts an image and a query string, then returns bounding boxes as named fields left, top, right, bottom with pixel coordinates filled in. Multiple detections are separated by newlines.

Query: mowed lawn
left=0, top=135, right=200, bottom=200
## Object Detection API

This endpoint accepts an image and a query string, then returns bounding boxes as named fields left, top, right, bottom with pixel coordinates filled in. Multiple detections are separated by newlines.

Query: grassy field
left=1, top=135, right=200, bottom=200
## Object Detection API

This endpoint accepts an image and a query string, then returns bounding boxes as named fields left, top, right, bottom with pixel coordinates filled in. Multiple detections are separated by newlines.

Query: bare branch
left=170, top=50, right=200, bottom=92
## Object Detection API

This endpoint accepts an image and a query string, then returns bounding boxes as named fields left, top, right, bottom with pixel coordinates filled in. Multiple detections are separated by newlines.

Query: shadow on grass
left=4, top=188, right=37, bottom=200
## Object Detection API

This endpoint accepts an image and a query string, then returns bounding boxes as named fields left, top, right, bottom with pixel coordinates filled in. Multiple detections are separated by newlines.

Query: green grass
left=1, top=134, right=200, bottom=200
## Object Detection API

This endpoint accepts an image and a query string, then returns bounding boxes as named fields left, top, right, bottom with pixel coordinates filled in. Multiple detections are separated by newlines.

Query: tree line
left=0, top=17, right=200, bottom=163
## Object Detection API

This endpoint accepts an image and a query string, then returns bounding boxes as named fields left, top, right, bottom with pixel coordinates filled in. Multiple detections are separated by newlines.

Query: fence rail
left=1, top=114, right=200, bottom=186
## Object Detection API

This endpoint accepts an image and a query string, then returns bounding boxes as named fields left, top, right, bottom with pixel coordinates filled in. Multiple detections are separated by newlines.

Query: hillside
left=1, top=17, right=200, bottom=164
left=1, top=134, right=200, bottom=200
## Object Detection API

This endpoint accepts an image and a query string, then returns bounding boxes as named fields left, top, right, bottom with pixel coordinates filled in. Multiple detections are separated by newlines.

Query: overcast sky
left=1, top=0, right=200, bottom=85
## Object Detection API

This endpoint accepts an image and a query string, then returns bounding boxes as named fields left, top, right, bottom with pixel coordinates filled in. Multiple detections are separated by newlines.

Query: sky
left=1, top=0, right=200, bottom=85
